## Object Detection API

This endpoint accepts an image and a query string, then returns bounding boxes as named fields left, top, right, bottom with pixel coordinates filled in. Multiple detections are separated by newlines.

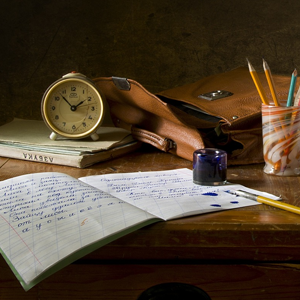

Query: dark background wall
left=1, top=0, right=300, bottom=125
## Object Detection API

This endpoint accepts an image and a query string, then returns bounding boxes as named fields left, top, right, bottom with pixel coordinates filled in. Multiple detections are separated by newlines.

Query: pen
left=247, top=58, right=269, bottom=105
left=263, top=58, right=280, bottom=106
left=231, top=190, right=300, bottom=215
left=287, top=68, right=297, bottom=107
left=293, top=85, right=300, bottom=106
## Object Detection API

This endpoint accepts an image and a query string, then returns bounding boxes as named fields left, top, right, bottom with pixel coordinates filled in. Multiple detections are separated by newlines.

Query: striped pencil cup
left=262, top=102, right=300, bottom=176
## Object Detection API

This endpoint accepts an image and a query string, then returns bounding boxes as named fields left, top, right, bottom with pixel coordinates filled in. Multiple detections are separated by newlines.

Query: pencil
left=293, top=85, right=300, bottom=106
left=262, top=59, right=280, bottom=106
left=232, top=190, right=300, bottom=216
left=247, top=59, right=269, bottom=105
left=287, top=68, right=297, bottom=107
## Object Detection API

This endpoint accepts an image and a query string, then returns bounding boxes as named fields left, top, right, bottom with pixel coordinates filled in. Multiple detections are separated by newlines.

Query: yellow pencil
left=262, top=58, right=280, bottom=106
left=233, top=190, right=300, bottom=215
left=247, top=58, right=269, bottom=105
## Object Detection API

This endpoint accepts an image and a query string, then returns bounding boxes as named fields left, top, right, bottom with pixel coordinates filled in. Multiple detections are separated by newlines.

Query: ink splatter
left=202, top=192, right=218, bottom=196
left=210, top=204, right=222, bottom=207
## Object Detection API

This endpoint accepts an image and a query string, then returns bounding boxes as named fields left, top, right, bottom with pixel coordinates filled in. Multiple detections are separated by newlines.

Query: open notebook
left=0, top=168, right=279, bottom=290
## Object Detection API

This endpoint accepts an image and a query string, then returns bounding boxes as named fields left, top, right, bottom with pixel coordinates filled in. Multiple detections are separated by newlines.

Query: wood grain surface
left=1, top=146, right=300, bottom=299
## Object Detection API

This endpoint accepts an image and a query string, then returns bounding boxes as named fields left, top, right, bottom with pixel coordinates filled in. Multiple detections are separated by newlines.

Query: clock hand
left=60, top=94, right=80, bottom=111
left=72, top=108, right=90, bottom=132
left=75, top=99, right=87, bottom=108
left=60, top=94, right=72, bottom=107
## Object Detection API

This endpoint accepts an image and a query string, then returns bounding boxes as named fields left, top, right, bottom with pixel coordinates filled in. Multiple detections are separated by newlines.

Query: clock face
left=42, top=78, right=104, bottom=138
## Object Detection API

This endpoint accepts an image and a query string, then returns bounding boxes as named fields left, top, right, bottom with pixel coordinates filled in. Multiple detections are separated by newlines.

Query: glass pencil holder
left=262, top=102, right=300, bottom=176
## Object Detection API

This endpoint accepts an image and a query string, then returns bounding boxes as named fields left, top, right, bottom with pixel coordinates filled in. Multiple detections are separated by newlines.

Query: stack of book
left=0, top=119, right=140, bottom=168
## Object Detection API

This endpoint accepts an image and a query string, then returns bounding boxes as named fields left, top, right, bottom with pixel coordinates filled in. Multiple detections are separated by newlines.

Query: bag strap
left=94, top=76, right=205, bottom=161
left=131, top=126, right=176, bottom=152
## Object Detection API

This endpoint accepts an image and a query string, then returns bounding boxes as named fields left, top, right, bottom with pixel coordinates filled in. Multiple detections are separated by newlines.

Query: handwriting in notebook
left=0, top=172, right=155, bottom=286
left=79, top=169, right=258, bottom=220
left=0, top=168, right=279, bottom=290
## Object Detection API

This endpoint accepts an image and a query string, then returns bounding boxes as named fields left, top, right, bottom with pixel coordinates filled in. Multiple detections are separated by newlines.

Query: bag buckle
left=165, top=138, right=176, bottom=151
left=198, top=90, right=233, bottom=101
left=112, top=77, right=131, bottom=91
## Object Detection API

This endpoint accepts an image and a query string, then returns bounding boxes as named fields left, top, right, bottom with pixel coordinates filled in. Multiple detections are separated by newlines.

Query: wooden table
left=1, top=145, right=300, bottom=299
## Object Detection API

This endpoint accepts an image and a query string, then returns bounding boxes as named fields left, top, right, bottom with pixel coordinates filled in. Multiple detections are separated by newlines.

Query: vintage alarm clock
left=41, top=72, right=105, bottom=141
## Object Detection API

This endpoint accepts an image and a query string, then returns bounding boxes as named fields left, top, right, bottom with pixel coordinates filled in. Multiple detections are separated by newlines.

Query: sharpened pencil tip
left=246, top=58, right=255, bottom=72
left=225, top=190, right=236, bottom=195
left=293, top=68, right=298, bottom=76
left=262, top=58, right=268, bottom=70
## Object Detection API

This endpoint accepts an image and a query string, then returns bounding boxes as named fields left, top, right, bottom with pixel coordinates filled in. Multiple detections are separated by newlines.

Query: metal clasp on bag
left=165, top=138, right=176, bottom=151
left=112, top=76, right=131, bottom=91
left=198, top=90, right=233, bottom=101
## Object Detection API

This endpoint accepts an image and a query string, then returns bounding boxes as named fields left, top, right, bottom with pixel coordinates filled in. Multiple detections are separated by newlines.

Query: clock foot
left=90, top=133, right=99, bottom=141
left=50, top=132, right=58, bottom=140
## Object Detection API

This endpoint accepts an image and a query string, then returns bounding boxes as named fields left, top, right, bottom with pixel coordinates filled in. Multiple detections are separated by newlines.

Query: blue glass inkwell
left=193, top=148, right=227, bottom=186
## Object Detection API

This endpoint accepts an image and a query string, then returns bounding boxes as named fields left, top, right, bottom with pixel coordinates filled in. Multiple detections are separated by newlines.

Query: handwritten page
left=0, top=168, right=280, bottom=290
left=0, top=172, right=157, bottom=290
left=79, top=168, right=280, bottom=220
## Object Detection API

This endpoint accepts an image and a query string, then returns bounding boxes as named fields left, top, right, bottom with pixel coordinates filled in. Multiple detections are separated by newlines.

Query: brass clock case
left=41, top=73, right=105, bottom=140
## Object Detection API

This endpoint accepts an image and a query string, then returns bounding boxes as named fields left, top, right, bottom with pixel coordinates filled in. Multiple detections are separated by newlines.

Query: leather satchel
left=94, top=67, right=291, bottom=165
